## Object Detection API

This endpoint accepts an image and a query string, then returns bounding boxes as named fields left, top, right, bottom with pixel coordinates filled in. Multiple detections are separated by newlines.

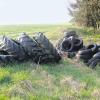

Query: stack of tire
left=0, top=32, right=61, bottom=64
left=56, top=31, right=83, bottom=58
left=87, top=52, right=100, bottom=69
left=76, top=44, right=100, bottom=68
left=76, top=44, right=98, bottom=62
left=57, top=31, right=100, bottom=69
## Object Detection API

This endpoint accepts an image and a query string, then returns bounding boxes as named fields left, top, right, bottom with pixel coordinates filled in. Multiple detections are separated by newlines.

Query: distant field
left=0, top=24, right=65, bottom=39
left=0, top=24, right=100, bottom=100
left=0, top=24, right=99, bottom=44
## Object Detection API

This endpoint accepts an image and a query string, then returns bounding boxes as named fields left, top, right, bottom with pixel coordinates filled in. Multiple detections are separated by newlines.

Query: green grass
left=0, top=24, right=100, bottom=100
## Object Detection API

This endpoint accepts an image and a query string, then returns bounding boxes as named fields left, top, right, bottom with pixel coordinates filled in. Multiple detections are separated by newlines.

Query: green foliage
left=69, top=0, right=100, bottom=32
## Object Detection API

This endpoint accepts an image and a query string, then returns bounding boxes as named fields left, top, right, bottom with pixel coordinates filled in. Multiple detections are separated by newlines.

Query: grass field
left=0, top=24, right=100, bottom=100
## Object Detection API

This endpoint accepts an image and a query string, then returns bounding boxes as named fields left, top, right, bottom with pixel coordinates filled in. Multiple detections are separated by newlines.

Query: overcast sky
left=0, top=0, right=75, bottom=25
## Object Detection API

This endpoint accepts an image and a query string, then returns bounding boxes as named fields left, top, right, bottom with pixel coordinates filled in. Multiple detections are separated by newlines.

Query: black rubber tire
left=87, top=55, right=100, bottom=66
left=98, top=48, right=100, bottom=52
left=78, top=49, right=93, bottom=56
left=73, top=38, right=83, bottom=51
left=93, top=52, right=100, bottom=58
left=61, top=39, right=74, bottom=52
left=74, top=39, right=83, bottom=47
left=78, top=44, right=98, bottom=56
left=86, top=44, right=98, bottom=53
left=98, top=45, right=100, bottom=52
left=76, top=54, right=91, bottom=63
left=56, top=34, right=83, bottom=52
left=89, top=59, right=100, bottom=69
left=64, top=31, right=78, bottom=38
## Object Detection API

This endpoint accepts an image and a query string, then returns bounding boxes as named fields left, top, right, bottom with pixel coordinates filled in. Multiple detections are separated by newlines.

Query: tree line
left=69, top=0, right=100, bottom=33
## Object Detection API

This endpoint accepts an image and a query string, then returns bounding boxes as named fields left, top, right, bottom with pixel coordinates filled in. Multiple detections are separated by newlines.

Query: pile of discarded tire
left=57, top=31, right=100, bottom=69
left=0, top=32, right=61, bottom=64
